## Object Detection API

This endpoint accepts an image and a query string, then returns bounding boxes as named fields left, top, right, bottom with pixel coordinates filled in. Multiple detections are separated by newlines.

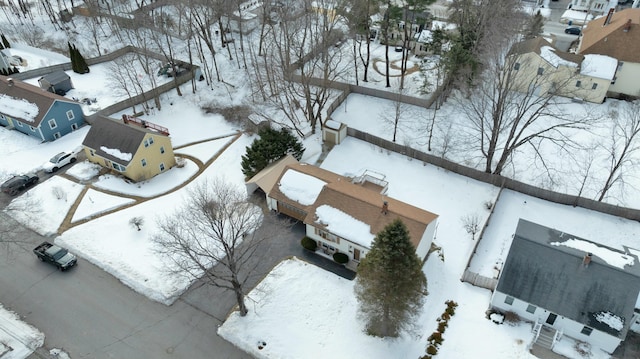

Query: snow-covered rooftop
left=581, top=54, right=618, bottom=80
left=431, top=20, right=457, bottom=31
left=100, top=146, right=132, bottom=161
left=0, top=93, right=39, bottom=122
left=315, top=204, right=375, bottom=248
left=279, top=168, right=327, bottom=206
left=540, top=46, right=577, bottom=68
left=550, top=238, right=635, bottom=269
left=415, top=29, right=432, bottom=43
left=594, top=311, right=624, bottom=332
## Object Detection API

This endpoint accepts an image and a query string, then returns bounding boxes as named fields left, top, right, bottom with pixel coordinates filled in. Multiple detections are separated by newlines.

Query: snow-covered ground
left=0, top=3, right=638, bottom=359
left=0, top=303, right=44, bottom=359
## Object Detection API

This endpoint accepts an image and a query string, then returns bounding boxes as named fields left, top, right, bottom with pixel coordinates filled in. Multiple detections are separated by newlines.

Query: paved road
left=0, top=212, right=250, bottom=359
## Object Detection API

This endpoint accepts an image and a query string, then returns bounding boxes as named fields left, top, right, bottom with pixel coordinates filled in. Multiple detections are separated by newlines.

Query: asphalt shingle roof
left=496, top=219, right=640, bottom=338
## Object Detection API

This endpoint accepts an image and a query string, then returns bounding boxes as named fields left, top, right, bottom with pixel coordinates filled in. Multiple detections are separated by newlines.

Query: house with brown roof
left=247, top=157, right=439, bottom=270
left=82, top=115, right=176, bottom=182
left=0, top=76, right=85, bottom=141
left=578, top=8, right=640, bottom=98
left=508, top=37, right=617, bottom=103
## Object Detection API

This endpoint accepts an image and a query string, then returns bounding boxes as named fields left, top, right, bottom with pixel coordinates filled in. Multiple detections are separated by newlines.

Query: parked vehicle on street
left=565, top=27, right=581, bottom=35
left=1, top=173, right=39, bottom=195
left=33, top=241, right=77, bottom=271
left=43, top=151, right=77, bottom=172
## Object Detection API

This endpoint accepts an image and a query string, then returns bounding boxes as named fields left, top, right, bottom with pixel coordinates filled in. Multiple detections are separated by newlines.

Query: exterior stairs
left=535, top=326, right=557, bottom=349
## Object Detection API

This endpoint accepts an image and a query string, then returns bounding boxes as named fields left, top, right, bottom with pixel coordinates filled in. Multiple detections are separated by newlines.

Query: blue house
left=0, top=76, right=85, bottom=142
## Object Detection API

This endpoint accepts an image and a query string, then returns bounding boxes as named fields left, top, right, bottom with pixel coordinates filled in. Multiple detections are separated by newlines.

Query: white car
left=43, top=151, right=77, bottom=173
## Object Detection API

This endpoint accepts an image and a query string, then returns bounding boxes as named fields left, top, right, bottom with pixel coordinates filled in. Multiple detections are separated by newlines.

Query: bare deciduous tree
left=457, top=42, right=594, bottom=175
left=153, top=179, right=287, bottom=316
left=597, top=102, right=640, bottom=202
left=461, top=213, right=480, bottom=240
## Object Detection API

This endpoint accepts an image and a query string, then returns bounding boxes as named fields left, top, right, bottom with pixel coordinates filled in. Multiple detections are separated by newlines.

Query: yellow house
left=82, top=116, right=176, bottom=182
left=508, top=37, right=617, bottom=103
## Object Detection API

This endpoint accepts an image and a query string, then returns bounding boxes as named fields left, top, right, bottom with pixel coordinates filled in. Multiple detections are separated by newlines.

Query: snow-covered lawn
left=0, top=303, right=44, bottom=359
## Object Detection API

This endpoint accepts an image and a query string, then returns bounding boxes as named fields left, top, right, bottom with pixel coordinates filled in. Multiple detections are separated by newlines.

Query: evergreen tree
left=0, top=41, right=4, bottom=50
left=1, top=34, right=10, bottom=48
left=355, top=219, right=427, bottom=337
left=523, top=11, right=545, bottom=40
left=68, top=42, right=77, bottom=73
left=241, top=127, right=305, bottom=179
left=75, top=44, right=90, bottom=74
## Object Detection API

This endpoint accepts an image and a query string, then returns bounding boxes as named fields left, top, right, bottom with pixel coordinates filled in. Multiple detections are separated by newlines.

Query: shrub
left=333, top=252, right=349, bottom=264
left=440, top=312, right=451, bottom=321
left=300, top=237, right=317, bottom=251
left=426, top=345, right=438, bottom=355
left=445, top=306, right=455, bottom=316
left=503, top=311, right=520, bottom=324
left=428, top=331, right=443, bottom=346
left=437, top=321, right=448, bottom=333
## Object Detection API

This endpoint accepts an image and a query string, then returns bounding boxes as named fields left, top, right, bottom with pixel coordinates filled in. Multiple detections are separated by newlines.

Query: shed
left=322, top=119, right=347, bottom=145
left=38, top=70, right=73, bottom=95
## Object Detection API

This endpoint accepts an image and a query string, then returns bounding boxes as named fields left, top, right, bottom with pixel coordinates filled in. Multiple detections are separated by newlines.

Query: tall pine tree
left=355, top=219, right=427, bottom=337
left=241, top=127, right=305, bottom=179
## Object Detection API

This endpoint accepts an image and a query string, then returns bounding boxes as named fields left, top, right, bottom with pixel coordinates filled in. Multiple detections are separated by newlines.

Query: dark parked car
left=1, top=173, right=39, bottom=195
left=565, top=27, right=581, bottom=35
left=34, top=241, right=77, bottom=271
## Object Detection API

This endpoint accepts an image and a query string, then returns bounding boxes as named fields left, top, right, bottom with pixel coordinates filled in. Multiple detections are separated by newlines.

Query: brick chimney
left=7, top=78, right=13, bottom=86
left=583, top=252, right=592, bottom=267
left=623, top=19, right=632, bottom=32
left=604, top=8, right=615, bottom=26
left=381, top=201, right=388, bottom=215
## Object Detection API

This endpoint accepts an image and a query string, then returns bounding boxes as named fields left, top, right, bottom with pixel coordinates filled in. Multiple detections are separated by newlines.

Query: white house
left=246, top=156, right=439, bottom=270
left=490, top=219, right=640, bottom=354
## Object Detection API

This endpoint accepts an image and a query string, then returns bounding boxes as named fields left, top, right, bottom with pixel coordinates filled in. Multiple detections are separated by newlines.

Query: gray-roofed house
left=82, top=115, right=176, bottom=182
left=0, top=76, right=84, bottom=141
left=38, top=70, right=73, bottom=95
left=490, top=219, right=640, bottom=354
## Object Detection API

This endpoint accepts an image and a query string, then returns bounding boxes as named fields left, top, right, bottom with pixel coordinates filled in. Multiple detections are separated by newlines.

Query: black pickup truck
left=33, top=241, right=77, bottom=271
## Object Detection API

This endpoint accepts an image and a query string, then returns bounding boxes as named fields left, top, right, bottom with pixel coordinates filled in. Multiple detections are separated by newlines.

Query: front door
left=546, top=313, right=557, bottom=326
left=354, top=248, right=360, bottom=261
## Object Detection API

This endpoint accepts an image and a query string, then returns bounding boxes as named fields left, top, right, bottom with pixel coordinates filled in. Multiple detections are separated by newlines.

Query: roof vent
left=7, top=77, right=13, bottom=86
left=381, top=201, right=388, bottom=215
left=583, top=252, right=592, bottom=267
left=624, top=19, right=632, bottom=32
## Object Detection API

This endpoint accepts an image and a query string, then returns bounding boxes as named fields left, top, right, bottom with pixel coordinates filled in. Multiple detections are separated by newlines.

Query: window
left=141, top=158, right=147, bottom=167
left=29, top=126, right=36, bottom=132
left=53, top=132, right=61, bottom=139
left=71, top=123, right=78, bottom=130
left=89, top=149, right=95, bottom=157
left=316, top=228, right=340, bottom=244
left=159, top=163, right=165, bottom=171
left=576, top=80, right=581, bottom=87
left=66, top=110, right=75, bottom=120
left=581, top=326, right=593, bottom=336
left=48, top=119, right=57, bottom=129
left=16, top=121, right=22, bottom=127
left=144, top=137, right=155, bottom=147
left=526, top=304, right=537, bottom=314
left=112, top=162, right=126, bottom=172
left=591, top=83, right=598, bottom=90
left=160, top=146, right=165, bottom=154
left=612, top=76, right=617, bottom=84
left=504, top=296, right=514, bottom=305
left=537, top=67, right=544, bottom=76
left=514, top=62, right=520, bottom=71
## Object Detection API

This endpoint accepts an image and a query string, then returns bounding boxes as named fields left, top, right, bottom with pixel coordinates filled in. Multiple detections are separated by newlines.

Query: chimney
left=7, top=78, right=13, bottom=86
left=381, top=201, right=388, bottom=215
left=624, top=19, right=632, bottom=32
left=604, top=8, right=615, bottom=26
left=583, top=252, right=592, bottom=267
